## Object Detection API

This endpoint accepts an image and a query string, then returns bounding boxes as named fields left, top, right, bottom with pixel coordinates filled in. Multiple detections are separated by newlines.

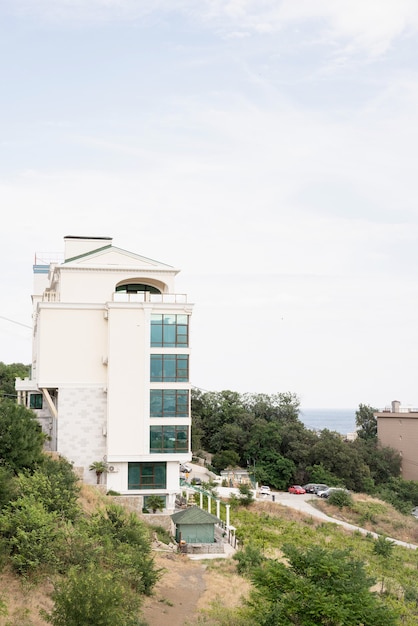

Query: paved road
left=184, top=467, right=417, bottom=551
left=259, top=491, right=418, bottom=550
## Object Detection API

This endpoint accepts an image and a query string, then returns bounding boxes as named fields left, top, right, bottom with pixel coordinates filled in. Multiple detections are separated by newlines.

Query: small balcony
left=42, top=291, right=58, bottom=302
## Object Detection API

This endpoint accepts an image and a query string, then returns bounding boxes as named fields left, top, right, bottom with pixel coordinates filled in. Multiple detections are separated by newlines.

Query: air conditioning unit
left=108, top=465, right=119, bottom=473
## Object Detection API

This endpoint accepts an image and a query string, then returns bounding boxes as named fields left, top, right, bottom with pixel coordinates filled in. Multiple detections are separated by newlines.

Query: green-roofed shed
left=171, top=506, right=220, bottom=543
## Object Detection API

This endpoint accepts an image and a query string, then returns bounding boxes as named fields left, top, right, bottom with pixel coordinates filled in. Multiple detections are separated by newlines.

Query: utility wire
left=0, top=315, right=31, bottom=329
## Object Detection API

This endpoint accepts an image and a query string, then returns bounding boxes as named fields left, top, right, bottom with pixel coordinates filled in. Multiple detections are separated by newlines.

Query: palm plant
left=145, top=495, right=165, bottom=514
left=89, top=460, right=108, bottom=484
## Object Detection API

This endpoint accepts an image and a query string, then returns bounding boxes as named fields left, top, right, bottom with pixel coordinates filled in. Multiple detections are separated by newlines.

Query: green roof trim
left=63, top=244, right=113, bottom=263
left=171, top=506, right=220, bottom=525
left=63, top=244, right=175, bottom=268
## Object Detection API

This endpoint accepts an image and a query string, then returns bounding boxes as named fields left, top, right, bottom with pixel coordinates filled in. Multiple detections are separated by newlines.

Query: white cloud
left=8, top=0, right=418, bottom=58
left=275, top=0, right=418, bottom=55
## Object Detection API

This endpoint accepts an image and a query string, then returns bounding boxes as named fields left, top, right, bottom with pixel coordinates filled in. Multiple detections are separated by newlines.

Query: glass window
left=116, top=283, right=161, bottom=294
left=151, top=314, right=189, bottom=347
left=150, top=355, right=189, bottom=382
left=150, top=390, right=189, bottom=417
left=128, top=462, right=166, bottom=489
left=150, top=426, right=189, bottom=453
left=29, top=394, right=43, bottom=409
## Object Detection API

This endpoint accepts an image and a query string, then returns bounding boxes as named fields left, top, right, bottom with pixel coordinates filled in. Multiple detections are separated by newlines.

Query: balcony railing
left=113, top=292, right=187, bottom=304
left=42, top=291, right=58, bottom=302
left=42, top=292, right=188, bottom=304
left=381, top=406, right=418, bottom=413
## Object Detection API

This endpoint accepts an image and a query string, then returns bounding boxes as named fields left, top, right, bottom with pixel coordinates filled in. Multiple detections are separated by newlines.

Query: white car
left=259, top=485, right=271, bottom=495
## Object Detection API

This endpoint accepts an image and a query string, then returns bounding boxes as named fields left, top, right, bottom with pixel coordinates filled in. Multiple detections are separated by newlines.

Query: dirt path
left=141, top=552, right=207, bottom=626
left=141, top=550, right=249, bottom=626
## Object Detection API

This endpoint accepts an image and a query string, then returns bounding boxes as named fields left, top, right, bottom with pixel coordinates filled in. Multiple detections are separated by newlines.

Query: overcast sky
left=1, top=1, right=418, bottom=409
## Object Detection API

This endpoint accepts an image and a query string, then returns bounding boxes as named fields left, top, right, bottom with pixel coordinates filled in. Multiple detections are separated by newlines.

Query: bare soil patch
left=142, top=552, right=250, bottom=626
left=313, top=493, right=418, bottom=544
left=0, top=569, right=52, bottom=626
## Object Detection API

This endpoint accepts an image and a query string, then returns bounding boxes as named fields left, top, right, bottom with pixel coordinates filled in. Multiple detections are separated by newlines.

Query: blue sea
left=299, top=408, right=357, bottom=435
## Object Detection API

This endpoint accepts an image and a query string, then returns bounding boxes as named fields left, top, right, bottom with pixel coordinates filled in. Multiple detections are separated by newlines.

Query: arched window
left=116, top=283, right=161, bottom=294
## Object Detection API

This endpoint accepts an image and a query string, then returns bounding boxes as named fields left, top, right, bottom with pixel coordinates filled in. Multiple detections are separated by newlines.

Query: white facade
left=16, top=236, right=193, bottom=511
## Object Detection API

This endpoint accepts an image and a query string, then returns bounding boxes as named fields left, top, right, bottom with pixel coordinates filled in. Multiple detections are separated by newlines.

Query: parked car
left=302, top=483, right=316, bottom=493
left=303, top=483, right=328, bottom=494
left=313, top=484, right=329, bottom=494
left=259, top=485, right=271, bottom=495
left=288, top=485, right=306, bottom=494
left=318, top=487, right=348, bottom=498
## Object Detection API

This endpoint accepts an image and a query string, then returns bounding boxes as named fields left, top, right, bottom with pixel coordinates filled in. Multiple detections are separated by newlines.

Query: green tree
left=210, top=422, right=251, bottom=455
left=0, top=362, right=30, bottom=400
left=308, top=429, right=367, bottom=491
left=304, top=462, right=338, bottom=486
left=191, top=389, right=301, bottom=464
left=242, top=391, right=300, bottom=423
left=354, top=438, right=401, bottom=487
left=356, top=403, right=378, bottom=440
left=191, top=389, right=250, bottom=452
left=244, top=544, right=399, bottom=625
left=0, top=400, right=46, bottom=473
left=211, top=450, right=241, bottom=474
left=373, top=535, right=396, bottom=593
left=254, top=451, right=296, bottom=491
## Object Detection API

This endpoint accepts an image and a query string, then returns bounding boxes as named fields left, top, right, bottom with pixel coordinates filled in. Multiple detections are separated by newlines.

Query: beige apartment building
left=375, top=400, right=418, bottom=481
left=15, top=236, right=193, bottom=511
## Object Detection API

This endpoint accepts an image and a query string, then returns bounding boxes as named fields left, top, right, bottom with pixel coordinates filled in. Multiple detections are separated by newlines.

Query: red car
left=288, top=485, right=306, bottom=494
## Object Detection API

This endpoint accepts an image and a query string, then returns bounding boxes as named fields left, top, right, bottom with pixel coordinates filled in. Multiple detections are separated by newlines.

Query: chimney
left=392, top=400, right=401, bottom=413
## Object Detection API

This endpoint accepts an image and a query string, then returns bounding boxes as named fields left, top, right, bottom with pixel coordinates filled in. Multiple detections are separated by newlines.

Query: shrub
left=42, top=565, right=144, bottom=626
left=328, top=490, right=353, bottom=509
left=245, top=544, right=400, bottom=625
left=88, top=504, right=160, bottom=595
left=0, top=467, right=17, bottom=509
left=151, top=525, right=172, bottom=545
left=16, top=456, right=80, bottom=521
left=0, top=400, right=46, bottom=473
left=233, top=543, right=265, bottom=575
left=238, top=484, right=254, bottom=507
left=0, top=496, right=65, bottom=575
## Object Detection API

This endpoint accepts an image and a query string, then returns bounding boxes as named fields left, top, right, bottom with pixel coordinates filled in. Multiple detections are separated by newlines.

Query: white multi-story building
left=16, top=235, right=193, bottom=511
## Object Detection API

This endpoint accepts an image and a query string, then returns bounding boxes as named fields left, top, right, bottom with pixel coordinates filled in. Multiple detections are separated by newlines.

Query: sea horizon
left=299, top=407, right=357, bottom=435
